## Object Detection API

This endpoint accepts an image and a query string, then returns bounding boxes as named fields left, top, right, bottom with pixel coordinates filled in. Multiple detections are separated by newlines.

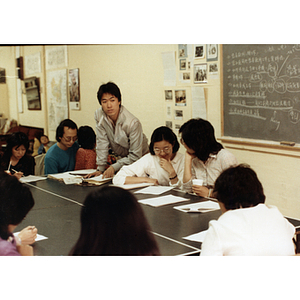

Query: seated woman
left=201, top=164, right=295, bottom=256
left=112, top=126, right=184, bottom=187
left=179, top=118, right=238, bottom=197
left=75, top=126, right=97, bottom=170
left=69, top=185, right=160, bottom=255
left=0, top=171, right=36, bottom=256
left=0, top=132, right=35, bottom=179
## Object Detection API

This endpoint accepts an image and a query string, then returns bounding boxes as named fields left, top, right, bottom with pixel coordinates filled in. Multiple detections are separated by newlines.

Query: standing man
left=87, top=82, right=148, bottom=179
left=44, top=119, right=79, bottom=175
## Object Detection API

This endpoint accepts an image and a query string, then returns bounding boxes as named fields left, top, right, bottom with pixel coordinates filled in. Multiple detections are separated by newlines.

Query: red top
left=75, top=148, right=97, bottom=170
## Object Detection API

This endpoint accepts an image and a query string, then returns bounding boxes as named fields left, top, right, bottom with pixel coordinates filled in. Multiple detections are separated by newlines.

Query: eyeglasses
left=153, top=147, right=171, bottom=154
left=62, top=136, right=77, bottom=142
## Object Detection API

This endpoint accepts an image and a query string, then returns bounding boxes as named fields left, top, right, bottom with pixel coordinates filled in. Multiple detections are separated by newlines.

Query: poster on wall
left=194, top=45, right=205, bottom=59
left=46, top=69, right=68, bottom=132
left=45, top=46, right=68, bottom=70
left=25, top=52, right=41, bottom=77
left=69, top=68, right=80, bottom=110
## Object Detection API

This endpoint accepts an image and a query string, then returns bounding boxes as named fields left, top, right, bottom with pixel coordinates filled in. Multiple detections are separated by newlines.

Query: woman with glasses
left=0, top=132, right=35, bottom=179
left=44, top=119, right=79, bottom=175
left=113, top=126, right=184, bottom=187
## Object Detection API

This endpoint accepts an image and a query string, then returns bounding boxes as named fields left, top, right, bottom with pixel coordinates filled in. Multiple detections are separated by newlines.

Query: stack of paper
left=138, top=194, right=189, bottom=207
left=174, top=200, right=220, bottom=213
left=183, top=230, right=208, bottom=243
left=134, top=185, right=174, bottom=195
left=113, top=182, right=155, bottom=190
left=19, top=175, right=47, bottom=183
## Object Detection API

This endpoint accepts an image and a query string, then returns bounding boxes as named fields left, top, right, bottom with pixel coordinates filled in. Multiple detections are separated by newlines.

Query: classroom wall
left=0, top=44, right=299, bottom=219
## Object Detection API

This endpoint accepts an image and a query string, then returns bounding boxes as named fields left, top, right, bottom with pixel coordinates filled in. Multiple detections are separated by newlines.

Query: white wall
left=0, top=44, right=299, bottom=219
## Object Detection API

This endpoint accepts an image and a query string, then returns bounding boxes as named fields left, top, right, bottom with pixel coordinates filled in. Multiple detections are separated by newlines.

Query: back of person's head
left=97, top=82, right=122, bottom=105
left=149, top=126, right=180, bottom=155
left=4, top=132, right=29, bottom=159
left=70, top=186, right=160, bottom=255
left=213, top=164, right=265, bottom=210
left=179, top=118, right=223, bottom=161
left=0, top=171, right=34, bottom=240
left=78, top=126, right=96, bottom=150
left=56, top=119, right=78, bottom=142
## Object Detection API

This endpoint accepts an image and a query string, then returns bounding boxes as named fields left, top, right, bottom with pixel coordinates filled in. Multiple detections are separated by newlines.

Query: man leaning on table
left=44, top=119, right=79, bottom=175
left=86, top=82, right=149, bottom=179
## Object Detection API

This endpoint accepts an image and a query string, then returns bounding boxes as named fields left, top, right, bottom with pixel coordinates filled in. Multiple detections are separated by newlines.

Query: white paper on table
left=113, top=182, right=155, bottom=190
left=19, top=175, right=47, bottom=183
left=69, top=169, right=97, bottom=175
left=13, top=232, right=48, bottom=242
left=174, top=200, right=220, bottom=213
left=138, top=194, right=189, bottom=207
left=183, top=230, right=208, bottom=243
left=63, top=177, right=83, bottom=185
left=134, top=185, right=174, bottom=195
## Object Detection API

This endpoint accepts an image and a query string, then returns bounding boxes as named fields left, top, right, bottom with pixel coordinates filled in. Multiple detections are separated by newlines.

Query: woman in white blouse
left=113, top=126, right=184, bottom=187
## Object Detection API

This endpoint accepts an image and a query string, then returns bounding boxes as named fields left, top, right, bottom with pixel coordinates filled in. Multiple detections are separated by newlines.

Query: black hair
left=55, top=119, right=78, bottom=142
left=0, top=171, right=34, bottom=240
left=179, top=118, right=223, bottom=162
left=78, top=126, right=96, bottom=150
left=149, top=126, right=180, bottom=155
left=97, top=82, right=122, bottom=106
left=70, top=186, right=160, bottom=256
left=2, top=132, right=29, bottom=162
left=213, top=164, right=265, bottom=210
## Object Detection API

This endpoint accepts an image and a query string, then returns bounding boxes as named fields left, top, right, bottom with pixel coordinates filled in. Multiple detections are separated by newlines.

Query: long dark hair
left=0, top=171, right=34, bottom=240
left=78, top=126, right=96, bottom=150
left=70, top=186, right=160, bottom=256
left=149, top=126, right=180, bottom=155
left=179, top=118, right=223, bottom=162
left=213, top=164, right=265, bottom=210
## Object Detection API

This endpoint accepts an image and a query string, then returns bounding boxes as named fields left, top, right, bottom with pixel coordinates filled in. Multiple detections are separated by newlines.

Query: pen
left=11, top=169, right=24, bottom=177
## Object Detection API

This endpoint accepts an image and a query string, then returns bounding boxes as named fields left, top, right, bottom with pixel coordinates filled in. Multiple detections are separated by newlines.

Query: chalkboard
left=223, top=44, right=300, bottom=144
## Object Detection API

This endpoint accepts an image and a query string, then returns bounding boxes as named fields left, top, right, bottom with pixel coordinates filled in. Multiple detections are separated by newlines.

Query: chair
left=34, top=154, right=46, bottom=176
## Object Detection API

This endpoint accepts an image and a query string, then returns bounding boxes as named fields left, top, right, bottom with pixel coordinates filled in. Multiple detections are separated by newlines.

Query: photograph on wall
left=166, top=104, right=172, bottom=119
left=174, top=123, right=181, bottom=131
left=0, top=68, right=5, bottom=83
left=175, top=89, right=186, bottom=106
left=207, top=44, right=218, bottom=61
left=175, top=109, right=183, bottom=120
left=194, top=44, right=205, bottom=59
left=69, top=68, right=80, bottom=110
left=179, top=72, right=191, bottom=83
left=178, top=44, right=187, bottom=58
left=194, top=63, right=207, bottom=84
left=179, top=59, right=186, bottom=70
left=166, top=120, right=172, bottom=129
left=164, top=90, right=173, bottom=101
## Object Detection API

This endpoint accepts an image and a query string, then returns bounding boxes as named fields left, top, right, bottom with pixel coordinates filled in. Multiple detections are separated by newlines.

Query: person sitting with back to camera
left=75, top=126, right=97, bottom=170
left=179, top=118, right=238, bottom=198
left=200, top=164, right=296, bottom=256
left=0, top=171, right=37, bottom=256
left=44, top=119, right=79, bottom=175
left=69, top=185, right=160, bottom=255
left=0, top=132, right=35, bottom=180
left=113, top=126, right=184, bottom=188
left=85, top=82, right=149, bottom=179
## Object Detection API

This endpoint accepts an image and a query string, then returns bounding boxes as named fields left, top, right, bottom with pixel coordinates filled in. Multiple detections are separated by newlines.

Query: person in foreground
left=44, top=119, right=79, bottom=175
left=0, top=132, right=35, bottom=179
left=69, top=186, right=160, bottom=255
left=179, top=118, right=238, bottom=197
left=0, top=171, right=36, bottom=256
left=75, top=126, right=97, bottom=170
left=86, top=82, right=149, bottom=179
left=113, top=126, right=184, bottom=188
left=200, top=164, right=295, bottom=256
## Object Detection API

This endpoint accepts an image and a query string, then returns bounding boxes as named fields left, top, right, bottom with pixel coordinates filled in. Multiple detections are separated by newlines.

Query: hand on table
left=102, top=166, right=115, bottom=178
left=84, top=170, right=102, bottom=179
left=192, top=185, right=209, bottom=198
left=17, top=245, right=34, bottom=256
left=18, top=226, right=38, bottom=245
